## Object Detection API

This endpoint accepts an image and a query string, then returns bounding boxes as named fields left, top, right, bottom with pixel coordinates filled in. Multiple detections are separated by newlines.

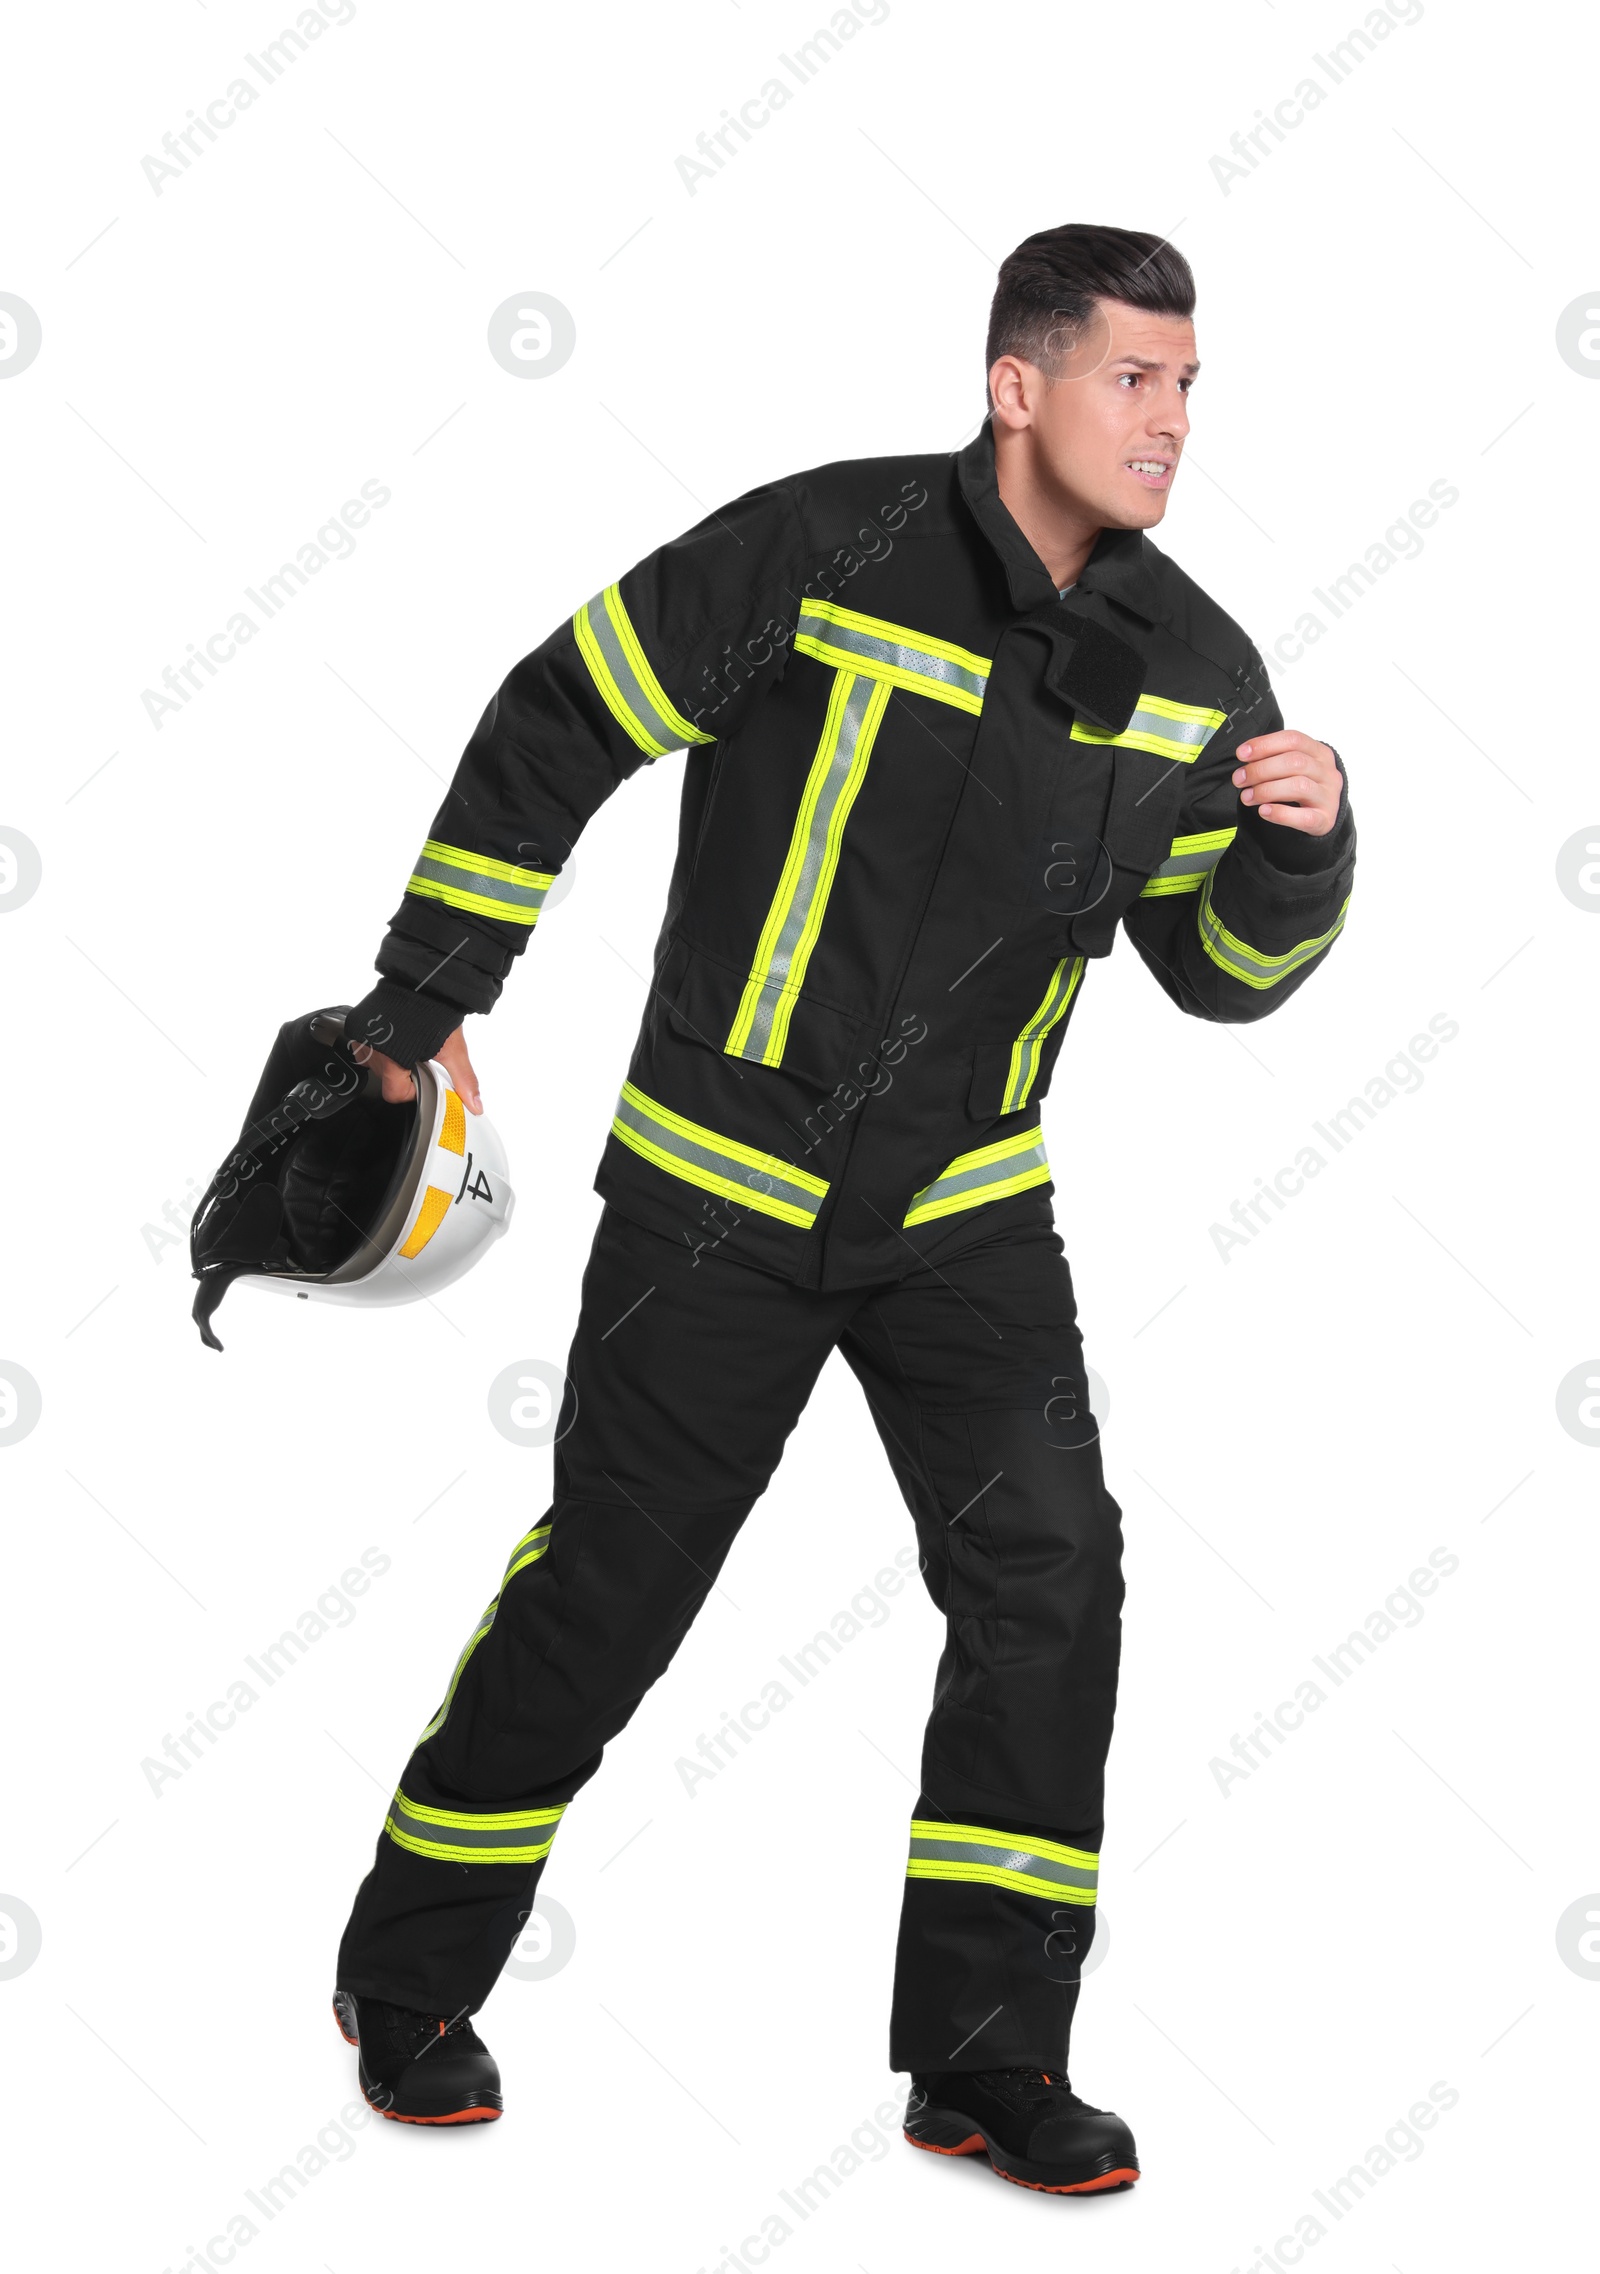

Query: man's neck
left=993, top=426, right=1105, bottom=592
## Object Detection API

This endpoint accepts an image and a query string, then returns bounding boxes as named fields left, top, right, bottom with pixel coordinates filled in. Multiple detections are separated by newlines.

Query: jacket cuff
left=343, top=981, right=464, bottom=1069
left=1236, top=747, right=1352, bottom=876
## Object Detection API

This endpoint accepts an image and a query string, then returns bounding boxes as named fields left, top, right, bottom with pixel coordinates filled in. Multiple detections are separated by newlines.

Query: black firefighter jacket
left=346, top=421, right=1356, bottom=1290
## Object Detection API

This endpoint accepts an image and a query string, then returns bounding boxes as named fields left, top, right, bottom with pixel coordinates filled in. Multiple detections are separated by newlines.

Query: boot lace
left=384, top=2001, right=473, bottom=2061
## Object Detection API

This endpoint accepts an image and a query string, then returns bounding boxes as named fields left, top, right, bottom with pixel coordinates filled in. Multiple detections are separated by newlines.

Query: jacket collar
left=954, top=419, right=1162, bottom=626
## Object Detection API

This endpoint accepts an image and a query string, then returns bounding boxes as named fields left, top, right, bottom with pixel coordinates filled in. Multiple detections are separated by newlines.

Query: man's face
left=993, top=297, right=1198, bottom=531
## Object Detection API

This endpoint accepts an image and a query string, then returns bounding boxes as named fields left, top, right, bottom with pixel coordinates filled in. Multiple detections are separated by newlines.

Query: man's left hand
left=1232, top=730, right=1341, bottom=836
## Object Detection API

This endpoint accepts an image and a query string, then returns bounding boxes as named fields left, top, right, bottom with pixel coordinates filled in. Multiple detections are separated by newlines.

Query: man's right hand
left=351, top=1024, right=484, bottom=1116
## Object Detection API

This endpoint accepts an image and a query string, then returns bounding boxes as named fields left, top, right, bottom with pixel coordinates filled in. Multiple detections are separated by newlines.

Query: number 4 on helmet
left=188, top=1007, right=515, bottom=1349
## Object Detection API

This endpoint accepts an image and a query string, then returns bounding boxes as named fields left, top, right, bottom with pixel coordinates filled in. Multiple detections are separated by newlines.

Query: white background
left=1, top=1, right=1594, bottom=2268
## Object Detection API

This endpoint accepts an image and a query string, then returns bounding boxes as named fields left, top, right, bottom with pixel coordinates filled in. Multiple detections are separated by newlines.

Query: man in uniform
left=329, top=222, right=1354, bottom=2192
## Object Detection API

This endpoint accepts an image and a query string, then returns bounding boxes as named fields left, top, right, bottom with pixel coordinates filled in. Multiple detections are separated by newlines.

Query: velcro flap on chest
left=1044, top=611, right=1145, bottom=733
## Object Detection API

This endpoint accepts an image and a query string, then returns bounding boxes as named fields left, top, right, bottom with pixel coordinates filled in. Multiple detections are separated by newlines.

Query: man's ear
left=988, top=355, right=1035, bottom=429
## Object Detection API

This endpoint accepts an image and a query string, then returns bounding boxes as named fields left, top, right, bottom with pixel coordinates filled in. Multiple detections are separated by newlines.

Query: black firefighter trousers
left=337, top=1201, right=1124, bottom=2074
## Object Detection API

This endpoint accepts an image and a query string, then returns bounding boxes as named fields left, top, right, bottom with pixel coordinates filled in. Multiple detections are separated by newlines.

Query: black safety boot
left=904, top=2066, right=1138, bottom=2193
left=332, top=1987, right=503, bottom=2124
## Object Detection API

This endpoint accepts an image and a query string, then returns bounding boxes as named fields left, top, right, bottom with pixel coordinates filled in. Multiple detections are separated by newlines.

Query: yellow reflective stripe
left=405, top=839, right=555, bottom=926
left=386, top=1789, right=565, bottom=1865
left=616, top=1084, right=828, bottom=1194
left=726, top=671, right=891, bottom=1065
left=1071, top=690, right=1229, bottom=763
left=611, top=1081, right=828, bottom=1230
left=440, top=1089, right=467, bottom=1155
left=771, top=675, right=891, bottom=1063
left=1002, top=957, right=1083, bottom=1111
left=573, top=597, right=660, bottom=754
left=905, top=1819, right=1099, bottom=1904
left=802, top=600, right=991, bottom=680
left=1140, top=826, right=1237, bottom=898
left=503, top=1523, right=552, bottom=1583
left=795, top=598, right=990, bottom=714
left=1170, top=827, right=1237, bottom=855
left=418, top=840, right=552, bottom=888
left=418, top=1522, right=558, bottom=1742
left=904, top=1127, right=1049, bottom=1227
left=419, top=1603, right=498, bottom=1742
left=393, top=1792, right=565, bottom=1832
left=572, top=582, right=713, bottom=757
left=1197, top=874, right=1350, bottom=989
left=384, top=1823, right=560, bottom=1864
left=911, top=1818, right=1099, bottom=1871
left=605, top=584, right=710, bottom=747
left=405, top=876, right=544, bottom=922
left=397, top=1184, right=452, bottom=1259
left=905, top=1856, right=1097, bottom=1904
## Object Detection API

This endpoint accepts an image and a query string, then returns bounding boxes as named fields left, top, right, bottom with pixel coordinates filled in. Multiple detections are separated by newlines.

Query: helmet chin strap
left=189, top=1014, right=379, bottom=1351
left=191, top=1258, right=254, bottom=1352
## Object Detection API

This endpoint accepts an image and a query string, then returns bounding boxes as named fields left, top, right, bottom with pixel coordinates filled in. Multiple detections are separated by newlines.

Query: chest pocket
left=1063, top=692, right=1231, bottom=954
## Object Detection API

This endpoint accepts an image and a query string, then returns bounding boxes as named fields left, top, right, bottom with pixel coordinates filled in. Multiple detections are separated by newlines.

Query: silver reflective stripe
left=797, top=601, right=989, bottom=708
left=1071, top=693, right=1229, bottom=762
left=1139, top=827, right=1236, bottom=898
left=386, top=1789, right=565, bottom=1861
left=733, top=673, right=883, bottom=1063
left=575, top=584, right=707, bottom=756
left=611, top=1082, right=828, bottom=1229
left=1129, top=701, right=1220, bottom=755
left=903, top=1130, right=1049, bottom=1227
left=409, top=852, right=548, bottom=919
left=504, top=1524, right=552, bottom=1581
left=1003, top=957, right=1083, bottom=1111
left=418, top=1603, right=497, bottom=1743
left=908, top=1834, right=1098, bottom=1895
left=1197, top=875, right=1350, bottom=990
left=419, top=1521, right=556, bottom=1744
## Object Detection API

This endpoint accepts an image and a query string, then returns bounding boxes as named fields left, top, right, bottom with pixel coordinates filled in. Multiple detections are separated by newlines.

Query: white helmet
left=190, top=1008, right=514, bottom=1348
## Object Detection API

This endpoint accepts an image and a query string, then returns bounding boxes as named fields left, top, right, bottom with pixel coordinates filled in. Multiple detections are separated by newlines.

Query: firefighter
left=329, top=222, right=1354, bottom=2190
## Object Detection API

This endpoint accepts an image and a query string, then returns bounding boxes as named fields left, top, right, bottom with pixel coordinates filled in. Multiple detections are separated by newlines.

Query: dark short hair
left=985, top=223, right=1196, bottom=402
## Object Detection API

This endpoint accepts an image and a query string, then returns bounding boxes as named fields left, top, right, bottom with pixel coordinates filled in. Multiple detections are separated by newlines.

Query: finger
left=1239, top=772, right=1322, bottom=805
left=436, top=1028, right=484, bottom=1115
left=344, top=1033, right=413, bottom=1103
left=1234, top=749, right=1334, bottom=789
left=1254, top=801, right=1333, bottom=833
left=1234, top=731, right=1313, bottom=765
